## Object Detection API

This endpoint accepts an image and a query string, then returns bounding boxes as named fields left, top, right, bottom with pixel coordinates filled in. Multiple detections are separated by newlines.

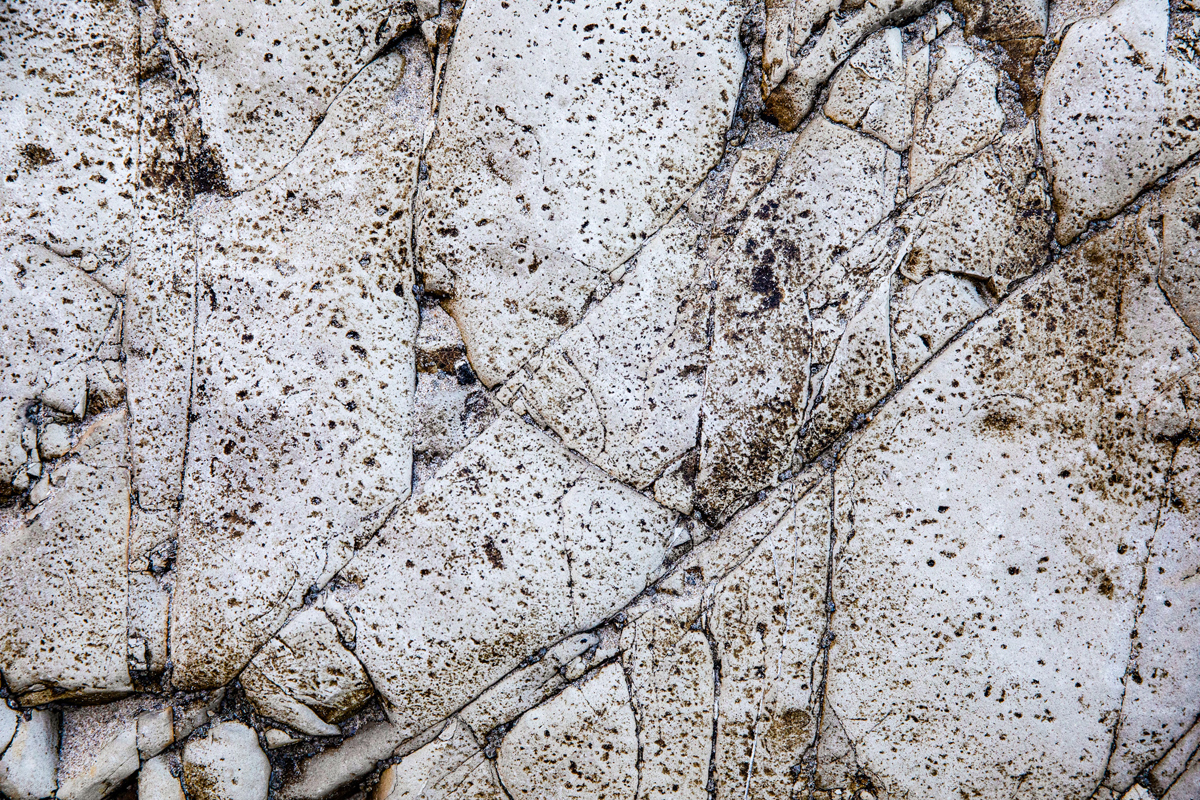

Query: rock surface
left=0, top=1, right=1198, bottom=800
left=182, top=723, right=269, bottom=800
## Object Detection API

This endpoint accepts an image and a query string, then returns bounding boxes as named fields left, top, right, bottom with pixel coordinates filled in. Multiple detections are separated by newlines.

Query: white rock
left=137, top=707, right=175, bottom=761
left=0, top=241, right=118, bottom=494
left=124, top=70, right=196, bottom=513
left=415, top=0, right=746, bottom=385
left=902, top=122, right=1052, bottom=293
left=513, top=211, right=710, bottom=488
left=139, top=755, right=185, bottom=800
left=709, top=148, right=780, bottom=258
left=653, top=450, right=700, bottom=517
left=1162, top=757, right=1200, bottom=800
left=264, top=730, right=302, bottom=750
left=56, top=702, right=140, bottom=800
left=344, top=414, right=676, bottom=737
left=762, top=0, right=933, bottom=130
left=373, top=720, right=505, bottom=800
left=0, top=709, right=57, bottom=800
left=798, top=278, right=895, bottom=462
left=909, top=55, right=1004, bottom=191
left=0, top=705, right=14, bottom=756
left=825, top=28, right=919, bottom=151
left=37, top=424, right=72, bottom=461
left=0, top=412, right=131, bottom=703
left=278, top=720, right=411, bottom=800
left=1120, top=785, right=1154, bottom=800
left=0, top=0, right=139, bottom=267
left=158, top=0, right=420, bottom=191
left=698, top=116, right=900, bottom=521
left=170, top=43, right=432, bottom=689
left=1148, top=716, right=1200, bottom=795
left=459, top=633, right=599, bottom=736
left=496, top=663, right=638, bottom=800
left=1041, top=0, right=1200, bottom=242
left=1104, top=440, right=1200, bottom=787
left=412, top=366, right=496, bottom=495
left=891, top=271, right=991, bottom=379
left=622, top=606, right=714, bottom=800
left=710, top=478, right=830, bottom=800
left=182, top=722, right=270, bottom=800
left=1161, top=162, right=1200, bottom=340
left=128, top=572, right=171, bottom=674
left=825, top=208, right=1198, bottom=800
left=240, top=608, right=373, bottom=737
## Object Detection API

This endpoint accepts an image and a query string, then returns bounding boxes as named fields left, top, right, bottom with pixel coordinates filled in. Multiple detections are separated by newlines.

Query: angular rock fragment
left=0, top=412, right=131, bottom=703
left=1105, top=440, right=1200, bottom=789
left=140, top=756, right=186, bottom=800
left=909, top=46, right=1005, bottom=191
left=1160, top=161, right=1200, bottom=340
left=902, top=122, right=1052, bottom=293
left=509, top=212, right=711, bottom=489
left=762, top=0, right=933, bottom=130
left=171, top=44, right=432, bottom=689
left=459, top=633, right=599, bottom=736
left=128, top=572, right=171, bottom=674
left=374, top=720, right=505, bottom=800
left=0, top=708, right=58, bottom=800
left=137, top=707, right=175, bottom=760
left=1041, top=0, right=1200, bottom=243
left=124, top=63, right=198, bottom=513
left=698, top=117, right=900, bottom=521
left=412, top=303, right=496, bottom=493
left=709, top=149, right=780, bottom=258
left=495, top=663, right=638, bottom=800
left=891, top=271, right=991, bottom=378
left=798, top=280, right=894, bottom=462
left=158, top=0, right=427, bottom=191
left=1163, top=759, right=1200, bottom=800
left=710, top=479, right=830, bottom=800
left=56, top=701, right=141, bottom=800
left=416, top=0, right=746, bottom=385
left=0, top=242, right=119, bottom=495
left=0, top=0, right=139, bottom=267
left=343, top=414, right=677, bottom=737
left=240, top=608, right=373, bottom=737
left=955, top=0, right=1047, bottom=41
left=182, top=722, right=269, bottom=800
left=825, top=206, right=1199, bottom=800
left=953, top=0, right=1048, bottom=113
left=825, top=28, right=922, bottom=151
left=619, top=603, right=713, bottom=800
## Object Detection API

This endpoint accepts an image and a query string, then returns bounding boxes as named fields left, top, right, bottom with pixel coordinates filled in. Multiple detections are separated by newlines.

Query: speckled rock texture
left=1, top=1, right=1198, bottom=799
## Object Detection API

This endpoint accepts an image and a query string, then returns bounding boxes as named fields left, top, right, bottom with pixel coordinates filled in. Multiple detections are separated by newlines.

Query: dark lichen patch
left=981, top=409, right=1022, bottom=434
left=18, top=143, right=57, bottom=169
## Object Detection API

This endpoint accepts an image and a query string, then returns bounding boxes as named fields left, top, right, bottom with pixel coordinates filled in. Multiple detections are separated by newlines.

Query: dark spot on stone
left=482, top=536, right=504, bottom=569
left=19, top=143, right=57, bottom=168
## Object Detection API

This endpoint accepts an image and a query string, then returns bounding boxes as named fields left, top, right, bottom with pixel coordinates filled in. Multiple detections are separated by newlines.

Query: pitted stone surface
left=1, top=1, right=1199, bottom=800
left=341, top=413, right=676, bottom=737
left=170, top=43, right=430, bottom=689
left=1041, top=0, right=1200, bottom=243
left=416, top=0, right=746, bottom=386
left=158, top=0, right=426, bottom=192
left=0, top=0, right=139, bottom=269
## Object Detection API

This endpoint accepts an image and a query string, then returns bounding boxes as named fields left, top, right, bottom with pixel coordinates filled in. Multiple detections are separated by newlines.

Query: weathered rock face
left=1, top=1, right=1198, bottom=800
left=169, top=42, right=430, bottom=689
left=415, top=0, right=746, bottom=386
